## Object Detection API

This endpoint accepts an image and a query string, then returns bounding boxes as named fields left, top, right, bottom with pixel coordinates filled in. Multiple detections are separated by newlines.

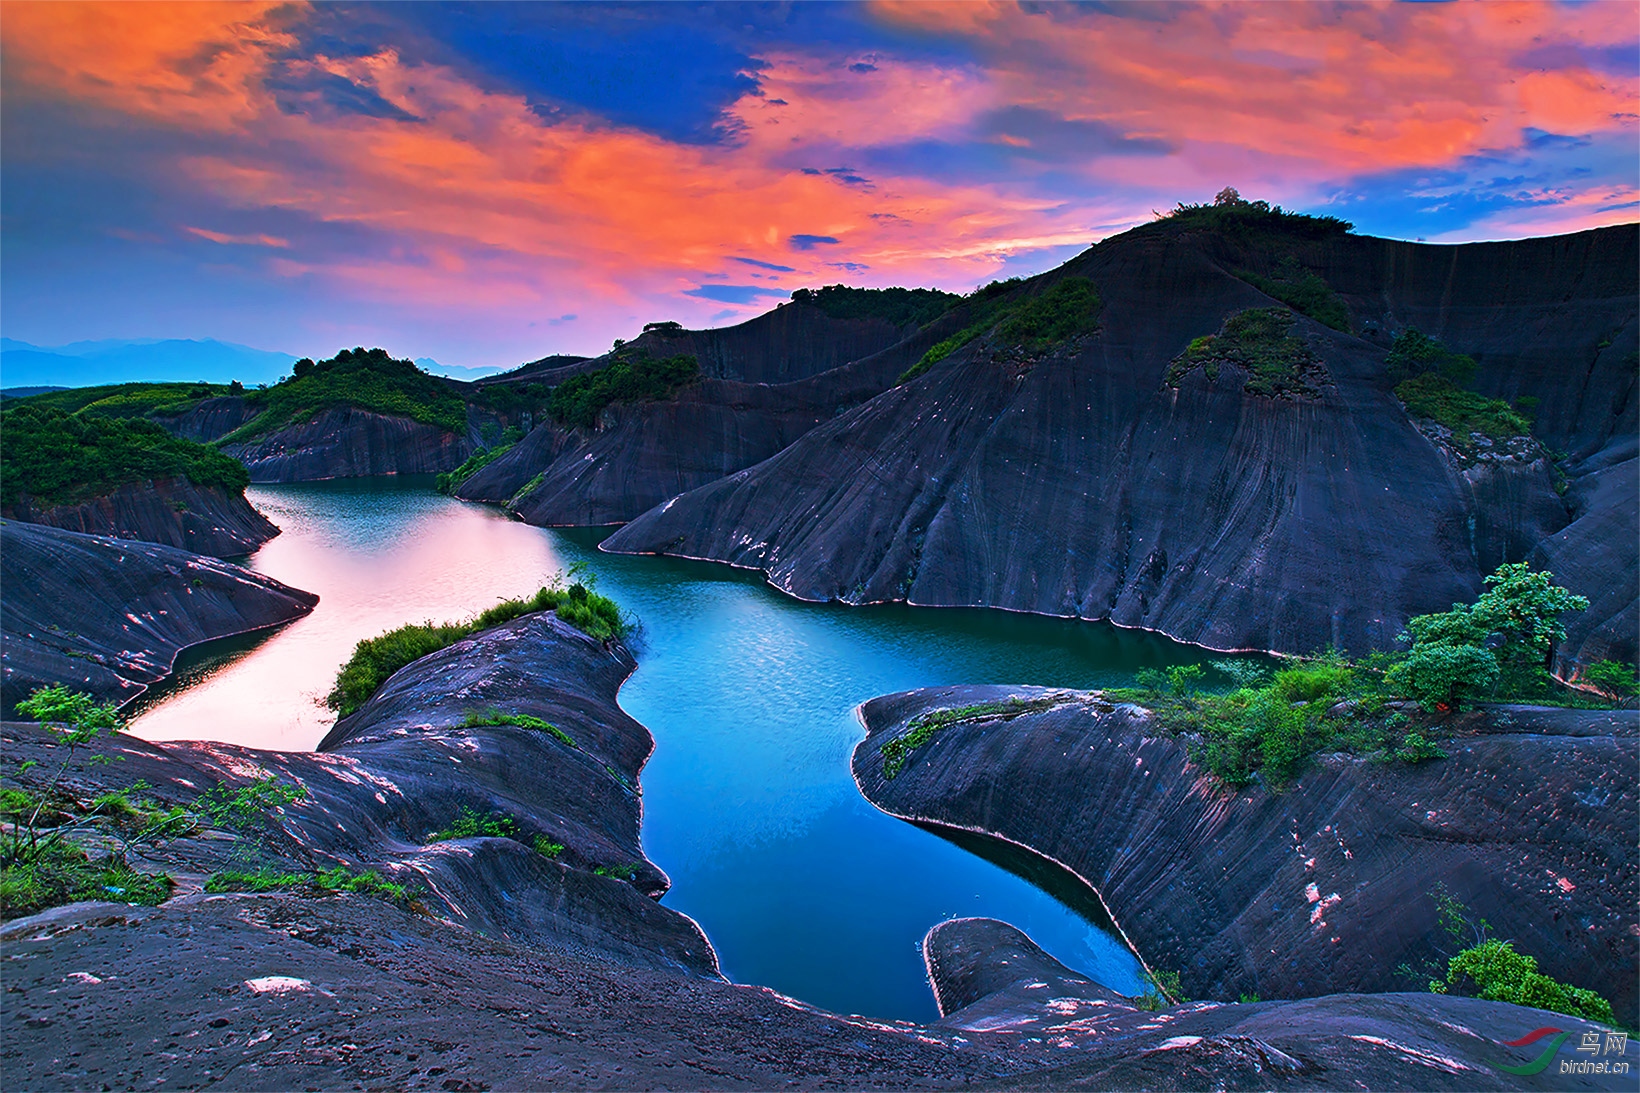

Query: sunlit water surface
left=133, top=478, right=1220, bottom=1021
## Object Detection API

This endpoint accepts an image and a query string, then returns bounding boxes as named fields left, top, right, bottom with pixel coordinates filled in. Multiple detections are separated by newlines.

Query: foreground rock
left=606, top=224, right=1637, bottom=670
left=854, top=685, right=1639, bottom=1027
left=923, top=918, right=1635, bottom=1091
left=0, top=521, right=317, bottom=714
left=3, top=474, right=278, bottom=557
left=7, top=622, right=1630, bottom=1090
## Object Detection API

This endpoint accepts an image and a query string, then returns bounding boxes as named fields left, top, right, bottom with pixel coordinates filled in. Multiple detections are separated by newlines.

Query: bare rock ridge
left=220, top=406, right=476, bottom=483
left=453, top=302, right=941, bottom=524
left=7, top=618, right=1634, bottom=1089
left=0, top=521, right=318, bottom=713
left=2, top=475, right=279, bottom=558
left=853, top=684, right=1640, bottom=1027
left=604, top=223, right=1638, bottom=671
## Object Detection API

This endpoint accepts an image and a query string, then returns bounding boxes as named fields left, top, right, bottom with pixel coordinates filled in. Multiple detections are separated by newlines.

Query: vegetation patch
left=327, top=574, right=630, bottom=716
left=462, top=708, right=578, bottom=749
left=788, top=284, right=961, bottom=328
left=1114, top=564, right=1614, bottom=789
left=1238, top=257, right=1350, bottom=332
left=1166, top=308, right=1328, bottom=399
left=1, top=404, right=250, bottom=507
left=592, top=862, right=640, bottom=881
left=1151, top=188, right=1353, bottom=240
left=0, top=838, right=172, bottom=919
left=898, top=278, right=1101, bottom=384
left=14, top=381, right=236, bottom=420
left=426, top=806, right=517, bottom=843
left=204, top=865, right=414, bottom=903
left=546, top=352, right=699, bottom=429
left=1395, top=373, right=1532, bottom=449
left=218, top=348, right=468, bottom=444
left=880, top=696, right=1063, bottom=779
left=437, top=425, right=524, bottom=494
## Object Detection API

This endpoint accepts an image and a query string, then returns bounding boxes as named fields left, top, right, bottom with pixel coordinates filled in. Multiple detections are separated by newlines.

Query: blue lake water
left=132, top=476, right=1221, bottom=1021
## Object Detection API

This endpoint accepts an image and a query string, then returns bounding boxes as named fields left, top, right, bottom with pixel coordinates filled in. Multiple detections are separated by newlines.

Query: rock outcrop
left=3, top=475, right=278, bottom=557
left=922, top=918, right=1635, bottom=1091
left=220, top=407, right=475, bottom=482
left=0, top=521, right=317, bottom=713
left=7, top=620, right=1631, bottom=1090
left=605, top=224, right=1637, bottom=669
left=854, top=685, right=1639, bottom=1027
left=151, top=395, right=261, bottom=443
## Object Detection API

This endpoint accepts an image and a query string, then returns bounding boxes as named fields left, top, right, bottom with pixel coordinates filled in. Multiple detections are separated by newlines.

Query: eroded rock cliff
left=854, top=685, right=1639, bottom=1027
left=220, top=407, right=475, bottom=482
left=3, top=475, right=278, bottom=558
left=0, top=521, right=317, bottom=713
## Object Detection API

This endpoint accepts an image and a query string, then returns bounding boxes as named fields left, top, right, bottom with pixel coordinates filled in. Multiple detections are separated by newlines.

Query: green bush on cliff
left=546, top=353, right=700, bottom=429
left=788, top=285, right=961, bottom=328
left=1394, top=372, right=1533, bottom=447
left=1239, top=258, right=1350, bottom=332
left=879, top=696, right=1063, bottom=779
left=1385, top=328, right=1477, bottom=385
left=437, top=425, right=524, bottom=494
left=221, top=348, right=469, bottom=443
left=1154, top=189, right=1354, bottom=239
left=1, top=404, right=250, bottom=507
left=327, top=576, right=630, bottom=716
left=1434, top=940, right=1614, bottom=1024
left=462, top=708, right=578, bottom=749
left=897, top=278, right=1101, bottom=384
left=1166, top=308, right=1327, bottom=399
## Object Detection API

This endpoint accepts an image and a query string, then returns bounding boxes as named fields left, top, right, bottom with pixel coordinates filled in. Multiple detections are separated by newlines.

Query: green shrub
left=195, top=776, right=306, bottom=831
left=1239, top=259, right=1350, bottom=332
left=1435, top=940, right=1614, bottom=1024
left=880, top=696, right=1062, bottom=779
left=897, top=278, right=1100, bottom=383
left=327, top=578, right=631, bottom=716
left=1385, top=329, right=1477, bottom=385
left=592, top=862, right=640, bottom=881
left=426, top=806, right=517, bottom=843
left=205, top=867, right=306, bottom=893
left=0, top=838, right=171, bottom=919
left=462, top=709, right=577, bottom=749
left=1134, top=968, right=1189, bottom=1010
left=1583, top=659, right=1638, bottom=701
left=1153, top=191, right=1353, bottom=239
left=1385, top=642, right=1499, bottom=712
left=1166, top=307, right=1326, bottom=399
left=788, top=285, right=961, bottom=327
left=1, top=404, right=250, bottom=507
left=1395, top=373, right=1531, bottom=447
left=546, top=353, right=699, bottom=429
left=437, top=425, right=524, bottom=494
left=533, top=836, right=564, bottom=859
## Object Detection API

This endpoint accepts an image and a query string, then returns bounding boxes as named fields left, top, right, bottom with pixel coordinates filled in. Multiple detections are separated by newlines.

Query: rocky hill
left=603, top=219, right=1637, bottom=673
left=0, top=521, right=318, bottom=713
left=854, top=684, right=1639, bottom=1028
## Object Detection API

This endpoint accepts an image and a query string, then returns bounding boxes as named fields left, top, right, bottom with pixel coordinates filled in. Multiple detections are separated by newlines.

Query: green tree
left=1435, top=940, right=1613, bottom=1024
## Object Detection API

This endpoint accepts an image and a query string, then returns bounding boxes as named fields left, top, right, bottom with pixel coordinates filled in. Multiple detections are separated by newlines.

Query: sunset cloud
left=1, top=1, right=1633, bottom=368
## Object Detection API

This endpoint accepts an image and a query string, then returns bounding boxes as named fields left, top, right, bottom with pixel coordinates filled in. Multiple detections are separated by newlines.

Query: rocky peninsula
left=7, top=613, right=1633, bottom=1090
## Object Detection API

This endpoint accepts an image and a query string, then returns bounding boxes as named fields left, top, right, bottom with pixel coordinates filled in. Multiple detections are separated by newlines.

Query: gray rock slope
left=605, top=224, right=1637, bottom=669
left=5, top=619, right=1632, bottom=1090
left=0, top=521, right=317, bottom=713
left=3, top=474, right=279, bottom=558
left=854, top=684, right=1639, bottom=1027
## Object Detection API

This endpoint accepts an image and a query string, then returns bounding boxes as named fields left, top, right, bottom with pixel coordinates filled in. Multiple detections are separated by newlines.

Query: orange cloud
left=186, top=226, right=289, bottom=248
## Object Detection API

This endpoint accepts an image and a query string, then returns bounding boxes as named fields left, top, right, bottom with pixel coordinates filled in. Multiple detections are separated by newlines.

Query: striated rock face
left=606, top=225, right=1636, bottom=667
left=220, top=407, right=474, bottom=482
left=458, top=316, right=941, bottom=525
left=628, top=300, right=913, bottom=384
left=922, top=918, right=1635, bottom=1092
left=3, top=475, right=278, bottom=558
left=854, top=685, right=1639, bottom=1027
left=0, top=521, right=317, bottom=713
left=151, top=395, right=260, bottom=443
left=1533, top=444, right=1639, bottom=674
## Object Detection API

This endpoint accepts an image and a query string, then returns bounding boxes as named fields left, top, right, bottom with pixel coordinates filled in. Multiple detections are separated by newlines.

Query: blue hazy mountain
left=1, top=338, right=298, bottom=388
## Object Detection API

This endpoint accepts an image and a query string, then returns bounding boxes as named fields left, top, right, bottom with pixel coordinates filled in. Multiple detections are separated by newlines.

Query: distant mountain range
left=0, top=339, right=502, bottom=390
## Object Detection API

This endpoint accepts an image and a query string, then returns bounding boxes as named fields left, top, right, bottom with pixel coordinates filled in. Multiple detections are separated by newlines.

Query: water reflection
left=132, top=479, right=1232, bottom=1021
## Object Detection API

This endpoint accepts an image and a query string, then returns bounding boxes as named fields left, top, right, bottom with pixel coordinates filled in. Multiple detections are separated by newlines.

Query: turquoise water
left=133, top=477, right=1220, bottom=1022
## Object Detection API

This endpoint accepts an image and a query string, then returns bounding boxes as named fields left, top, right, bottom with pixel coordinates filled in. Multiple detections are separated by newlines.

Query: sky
left=2, top=1, right=1636, bottom=374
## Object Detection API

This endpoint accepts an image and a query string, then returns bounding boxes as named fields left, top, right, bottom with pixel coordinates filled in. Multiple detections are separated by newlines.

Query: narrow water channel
left=132, top=477, right=1218, bottom=1022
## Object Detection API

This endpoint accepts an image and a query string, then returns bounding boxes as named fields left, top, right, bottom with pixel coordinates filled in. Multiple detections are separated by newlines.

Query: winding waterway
left=132, top=477, right=1220, bottom=1022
